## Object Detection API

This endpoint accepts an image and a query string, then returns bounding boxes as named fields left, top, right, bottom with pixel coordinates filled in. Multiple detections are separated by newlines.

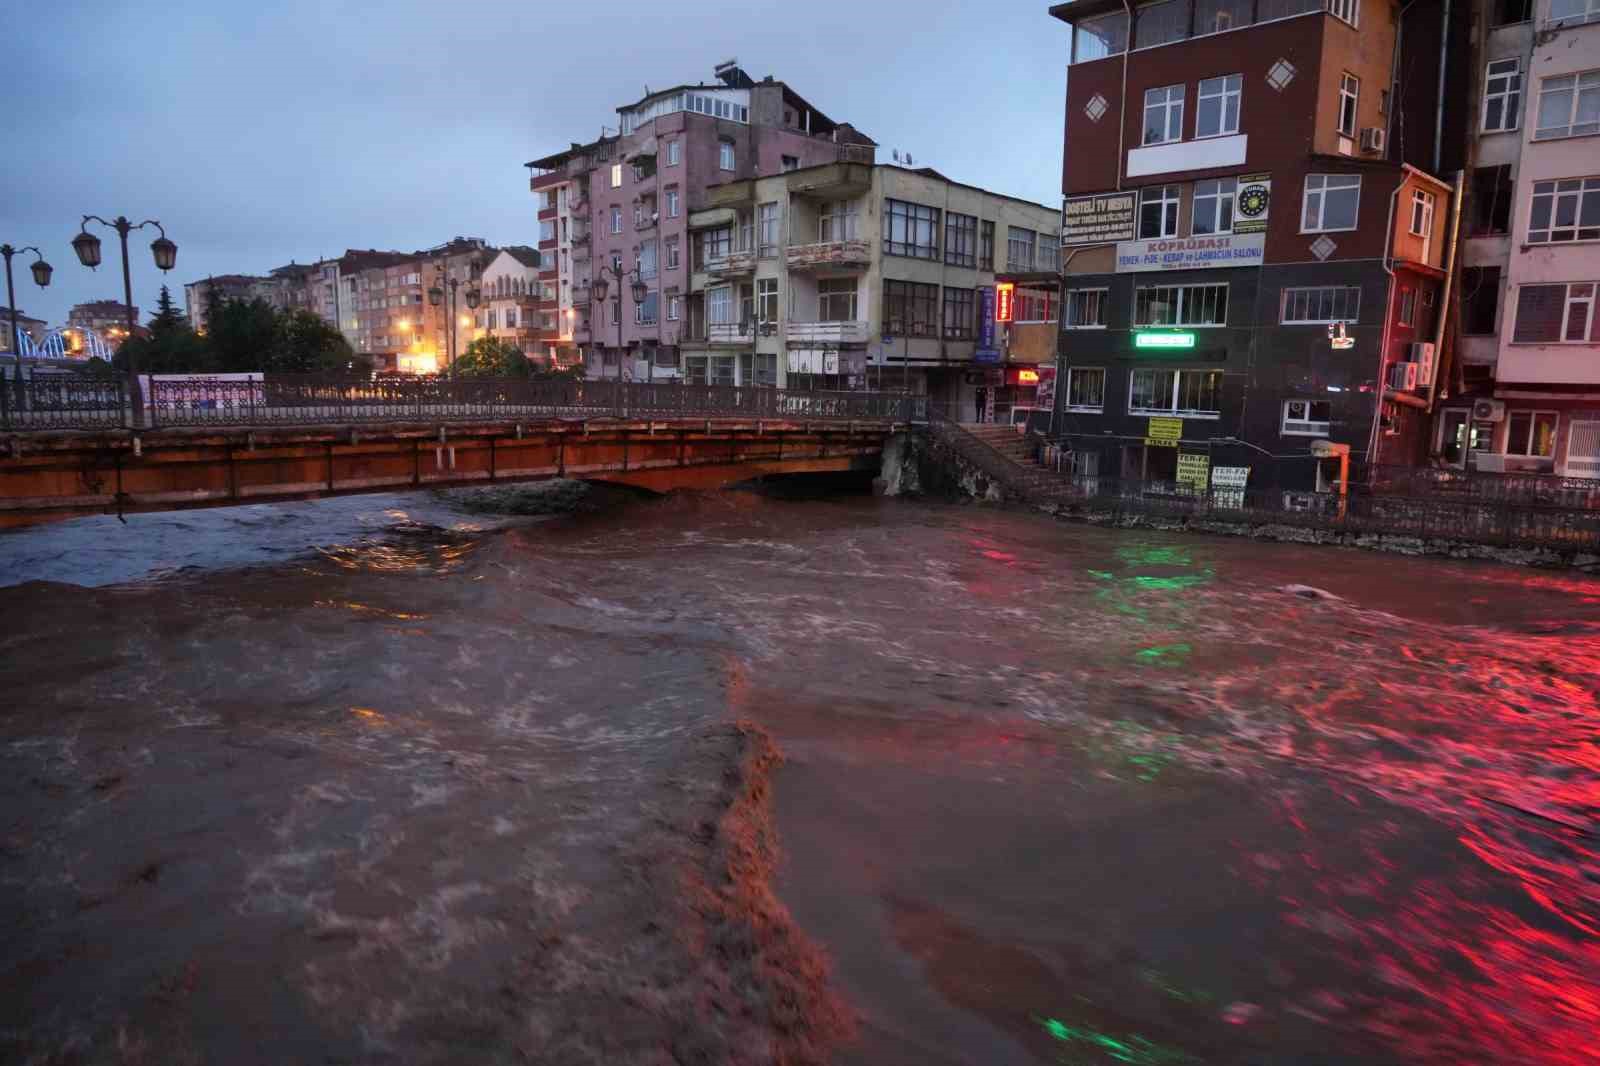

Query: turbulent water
left=2, top=487, right=1598, bottom=1065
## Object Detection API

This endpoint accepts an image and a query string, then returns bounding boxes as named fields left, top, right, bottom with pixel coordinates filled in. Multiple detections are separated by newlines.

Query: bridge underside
left=0, top=417, right=894, bottom=527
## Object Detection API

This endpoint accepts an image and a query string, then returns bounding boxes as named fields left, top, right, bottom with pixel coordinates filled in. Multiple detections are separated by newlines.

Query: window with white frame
left=1281, top=399, right=1331, bottom=436
left=1535, top=71, right=1600, bottom=140
left=707, top=285, right=736, bottom=325
left=817, top=277, right=858, bottom=321
left=1064, top=288, right=1108, bottom=328
left=1513, top=282, right=1598, bottom=342
left=1130, top=369, right=1224, bottom=416
left=638, top=239, right=657, bottom=279
left=1139, top=184, right=1182, bottom=238
left=1064, top=367, right=1106, bottom=411
left=665, top=188, right=680, bottom=217
left=1482, top=59, right=1522, bottom=132
left=610, top=164, right=623, bottom=188
left=665, top=295, right=681, bottom=321
left=1143, top=85, right=1185, bottom=145
left=756, top=278, right=779, bottom=324
left=1280, top=285, right=1361, bottom=323
left=758, top=203, right=780, bottom=257
left=1410, top=188, right=1436, bottom=238
left=1327, top=0, right=1359, bottom=26
left=1007, top=227, right=1037, bottom=271
left=665, top=236, right=680, bottom=270
left=1134, top=283, right=1229, bottom=326
left=1528, top=178, right=1600, bottom=243
left=666, top=140, right=681, bottom=166
left=1196, top=74, right=1241, bottom=137
left=1338, top=73, right=1360, bottom=137
left=610, top=206, right=623, bottom=234
left=1302, top=174, right=1361, bottom=232
left=1549, top=0, right=1600, bottom=27
left=718, top=140, right=736, bottom=170
left=820, top=200, right=860, bottom=242
left=1507, top=410, right=1558, bottom=455
left=1192, top=178, right=1235, bottom=235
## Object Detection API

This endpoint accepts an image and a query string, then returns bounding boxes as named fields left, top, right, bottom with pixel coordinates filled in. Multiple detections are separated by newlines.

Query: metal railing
left=0, top=375, right=128, bottom=431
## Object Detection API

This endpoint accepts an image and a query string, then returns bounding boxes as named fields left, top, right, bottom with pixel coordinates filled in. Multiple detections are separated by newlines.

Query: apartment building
left=68, top=300, right=140, bottom=350
left=476, top=246, right=546, bottom=357
left=678, top=162, right=1059, bottom=413
left=332, top=238, right=490, bottom=373
left=1047, top=0, right=1457, bottom=489
left=1451, top=0, right=1600, bottom=475
left=525, top=60, right=876, bottom=380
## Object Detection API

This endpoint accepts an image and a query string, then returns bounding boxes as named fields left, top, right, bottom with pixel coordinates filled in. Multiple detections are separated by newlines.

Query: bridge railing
left=142, top=376, right=915, bottom=428
left=0, top=375, right=128, bottom=431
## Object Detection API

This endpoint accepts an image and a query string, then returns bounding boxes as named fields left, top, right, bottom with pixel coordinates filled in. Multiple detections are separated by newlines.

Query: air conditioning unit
left=1408, top=341, right=1437, bottom=386
left=1359, top=127, right=1386, bottom=154
left=1473, top=398, right=1507, bottom=422
left=1388, top=361, right=1419, bottom=391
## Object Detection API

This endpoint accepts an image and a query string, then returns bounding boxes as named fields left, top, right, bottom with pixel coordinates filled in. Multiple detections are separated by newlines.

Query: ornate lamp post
left=428, top=268, right=479, bottom=379
left=2, top=244, right=52, bottom=389
left=71, top=215, right=176, bottom=425
left=590, top=259, right=646, bottom=381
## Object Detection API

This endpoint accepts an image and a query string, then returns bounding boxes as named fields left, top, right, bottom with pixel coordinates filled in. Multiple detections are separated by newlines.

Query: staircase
left=925, top=414, right=1070, bottom=506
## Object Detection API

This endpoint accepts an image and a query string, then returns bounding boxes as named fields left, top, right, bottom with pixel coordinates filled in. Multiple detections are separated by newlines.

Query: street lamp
left=72, top=215, right=176, bottom=426
left=429, top=268, right=482, bottom=379
left=590, top=260, right=647, bottom=381
left=2, top=244, right=52, bottom=387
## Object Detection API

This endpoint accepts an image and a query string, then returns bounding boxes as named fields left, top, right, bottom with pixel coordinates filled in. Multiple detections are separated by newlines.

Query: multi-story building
left=183, top=276, right=261, bottom=330
left=525, top=60, right=877, bottom=380
left=476, top=246, right=545, bottom=358
left=1046, top=0, right=1458, bottom=489
left=332, top=239, right=490, bottom=373
left=677, top=162, right=1059, bottom=413
left=1450, top=0, right=1600, bottom=476
left=68, top=300, right=140, bottom=350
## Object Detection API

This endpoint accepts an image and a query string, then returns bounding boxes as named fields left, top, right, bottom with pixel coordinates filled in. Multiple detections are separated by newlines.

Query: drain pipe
left=1434, top=0, right=1452, bottom=173
left=1427, top=170, right=1466, bottom=414
left=1366, top=180, right=1405, bottom=467
left=1117, top=0, right=1134, bottom=192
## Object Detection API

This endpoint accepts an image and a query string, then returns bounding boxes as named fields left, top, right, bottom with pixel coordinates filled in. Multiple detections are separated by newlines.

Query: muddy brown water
left=2, top=488, right=1598, bottom=1064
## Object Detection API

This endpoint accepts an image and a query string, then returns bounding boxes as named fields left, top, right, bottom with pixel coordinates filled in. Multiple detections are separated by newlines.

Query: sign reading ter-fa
left=1134, top=331, right=1196, bottom=350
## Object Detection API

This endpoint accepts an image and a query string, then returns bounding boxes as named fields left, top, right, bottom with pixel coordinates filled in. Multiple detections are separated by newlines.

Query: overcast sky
left=3, top=0, right=1066, bottom=327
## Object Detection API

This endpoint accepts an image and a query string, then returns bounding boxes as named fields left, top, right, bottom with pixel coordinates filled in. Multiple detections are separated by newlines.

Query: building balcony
left=786, top=162, right=873, bottom=199
left=704, top=250, right=757, bottom=279
left=636, top=215, right=657, bottom=232
left=571, top=285, right=591, bottom=304
left=785, top=239, right=871, bottom=272
left=785, top=319, right=871, bottom=345
left=707, top=321, right=776, bottom=346
left=538, top=207, right=558, bottom=221
left=571, top=229, right=591, bottom=245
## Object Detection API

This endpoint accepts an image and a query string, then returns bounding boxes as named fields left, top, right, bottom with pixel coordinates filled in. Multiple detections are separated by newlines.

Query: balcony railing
left=707, top=321, right=777, bottom=345
left=785, top=320, right=871, bottom=344
left=636, top=215, right=657, bottom=232
left=786, top=239, right=871, bottom=271
left=705, top=250, right=757, bottom=278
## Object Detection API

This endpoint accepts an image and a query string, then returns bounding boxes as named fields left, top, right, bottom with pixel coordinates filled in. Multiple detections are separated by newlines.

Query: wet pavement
left=2, top=487, right=1597, bottom=1064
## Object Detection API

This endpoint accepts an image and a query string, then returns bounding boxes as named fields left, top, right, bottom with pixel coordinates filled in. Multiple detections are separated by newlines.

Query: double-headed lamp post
left=1, top=244, right=53, bottom=385
left=71, top=215, right=177, bottom=424
left=428, top=270, right=481, bottom=378
left=590, top=260, right=646, bottom=382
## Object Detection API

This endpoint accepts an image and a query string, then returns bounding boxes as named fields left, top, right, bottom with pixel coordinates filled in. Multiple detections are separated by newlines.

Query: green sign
left=1134, top=331, right=1196, bottom=350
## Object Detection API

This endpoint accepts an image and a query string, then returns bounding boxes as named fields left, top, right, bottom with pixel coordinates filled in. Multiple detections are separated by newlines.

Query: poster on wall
left=1062, top=193, right=1137, bottom=245
left=1233, top=174, right=1271, bottom=234
left=1177, top=453, right=1211, bottom=492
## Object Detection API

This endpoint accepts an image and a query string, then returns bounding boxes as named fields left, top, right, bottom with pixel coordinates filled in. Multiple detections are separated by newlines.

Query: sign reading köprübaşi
left=1062, top=193, right=1136, bottom=246
left=1116, top=232, right=1265, bottom=273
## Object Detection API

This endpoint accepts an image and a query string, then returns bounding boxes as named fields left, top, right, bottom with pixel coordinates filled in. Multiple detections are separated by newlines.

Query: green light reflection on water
left=1133, top=643, right=1192, bottom=668
left=1038, top=1016, right=1194, bottom=1064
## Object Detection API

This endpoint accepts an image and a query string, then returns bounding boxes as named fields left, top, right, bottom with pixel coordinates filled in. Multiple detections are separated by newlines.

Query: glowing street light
left=2, top=242, right=52, bottom=381
left=71, top=214, right=176, bottom=425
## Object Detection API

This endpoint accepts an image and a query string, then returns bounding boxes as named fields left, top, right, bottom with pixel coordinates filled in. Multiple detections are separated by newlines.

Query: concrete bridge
left=0, top=376, right=910, bottom=527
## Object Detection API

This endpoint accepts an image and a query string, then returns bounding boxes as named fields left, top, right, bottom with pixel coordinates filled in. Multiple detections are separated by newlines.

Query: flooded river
left=2, top=485, right=1597, bottom=1064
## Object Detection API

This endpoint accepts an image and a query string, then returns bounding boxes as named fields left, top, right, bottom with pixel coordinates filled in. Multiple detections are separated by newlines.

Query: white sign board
left=1115, top=233, right=1265, bottom=273
left=788, top=348, right=839, bottom=375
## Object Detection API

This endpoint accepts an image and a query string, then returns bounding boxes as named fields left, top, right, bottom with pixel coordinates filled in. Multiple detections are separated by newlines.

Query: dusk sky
left=3, top=1, right=1067, bottom=328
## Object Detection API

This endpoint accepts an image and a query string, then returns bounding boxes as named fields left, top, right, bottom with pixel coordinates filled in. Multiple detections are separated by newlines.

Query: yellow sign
left=1177, top=452, right=1210, bottom=491
left=1145, top=417, right=1183, bottom=447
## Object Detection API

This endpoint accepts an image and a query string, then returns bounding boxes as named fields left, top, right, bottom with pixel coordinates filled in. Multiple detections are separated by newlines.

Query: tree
left=113, top=286, right=213, bottom=373
left=276, top=308, right=367, bottom=374
left=203, top=297, right=367, bottom=375
left=148, top=285, right=187, bottom=334
left=453, top=335, right=531, bottom=378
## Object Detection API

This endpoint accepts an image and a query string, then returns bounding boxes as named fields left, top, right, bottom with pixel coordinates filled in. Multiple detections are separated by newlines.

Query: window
left=1134, top=283, right=1229, bottom=325
left=1195, top=0, right=1251, bottom=34
left=1470, top=165, right=1515, bottom=235
left=740, top=352, right=778, bottom=386
left=1136, top=0, right=1189, bottom=46
left=1073, top=11, right=1128, bottom=62
left=817, top=278, right=858, bottom=321
left=710, top=356, right=736, bottom=386
left=945, top=212, right=978, bottom=267
left=979, top=221, right=996, bottom=270
left=883, top=199, right=941, bottom=259
left=1139, top=184, right=1182, bottom=238
left=1281, top=399, right=1332, bottom=436
left=1014, top=289, right=1057, bottom=322
left=757, top=278, right=778, bottom=324
left=1549, top=0, right=1600, bottom=27
left=1493, top=0, right=1531, bottom=23
left=1143, top=84, right=1185, bottom=145
left=666, top=140, right=681, bottom=166
left=665, top=236, right=681, bottom=270
left=1410, top=188, right=1436, bottom=238
left=1007, top=227, right=1037, bottom=270
left=782, top=155, right=800, bottom=172
left=1196, top=74, right=1242, bottom=137
left=1515, top=282, right=1597, bottom=342
left=1535, top=71, right=1600, bottom=140
left=610, top=206, right=623, bottom=234
left=943, top=287, right=975, bottom=338
left=719, top=140, right=736, bottom=170
left=1327, top=0, right=1359, bottom=26
left=1192, top=178, right=1235, bottom=235
left=819, top=200, right=859, bottom=241
left=1338, top=73, right=1359, bottom=137
left=1302, top=174, right=1361, bottom=232
left=1038, top=242, right=1061, bottom=272
left=707, top=285, right=735, bottom=325
left=668, top=295, right=681, bottom=321
left=1462, top=266, right=1501, bottom=335
left=635, top=291, right=659, bottom=325
left=1280, top=285, right=1361, bottom=323
left=1506, top=411, right=1558, bottom=456
left=1482, top=59, right=1522, bottom=132
left=665, top=189, right=680, bottom=218
left=611, top=164, right=623, bottom=188
left=1130, top=369, right=1224, bottom=415
left=702, top=226, right=732, bottom=262
left=737, top=209, right=754, bottom=253
left=883, top=280, right=940, bottom=336
left=1064, top=368, right=1106, bottom=411
left=638, top=239, right=657, bottom=280
left=1528, top=178, right=1600, bottom=243
left=1064, top=288, right=1108, bottom=328
left=634, top=201, right=645, bottom=228
left=1399, top=288, right=1416, bottom=326
left=758, top=202, right=780, bottom=257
